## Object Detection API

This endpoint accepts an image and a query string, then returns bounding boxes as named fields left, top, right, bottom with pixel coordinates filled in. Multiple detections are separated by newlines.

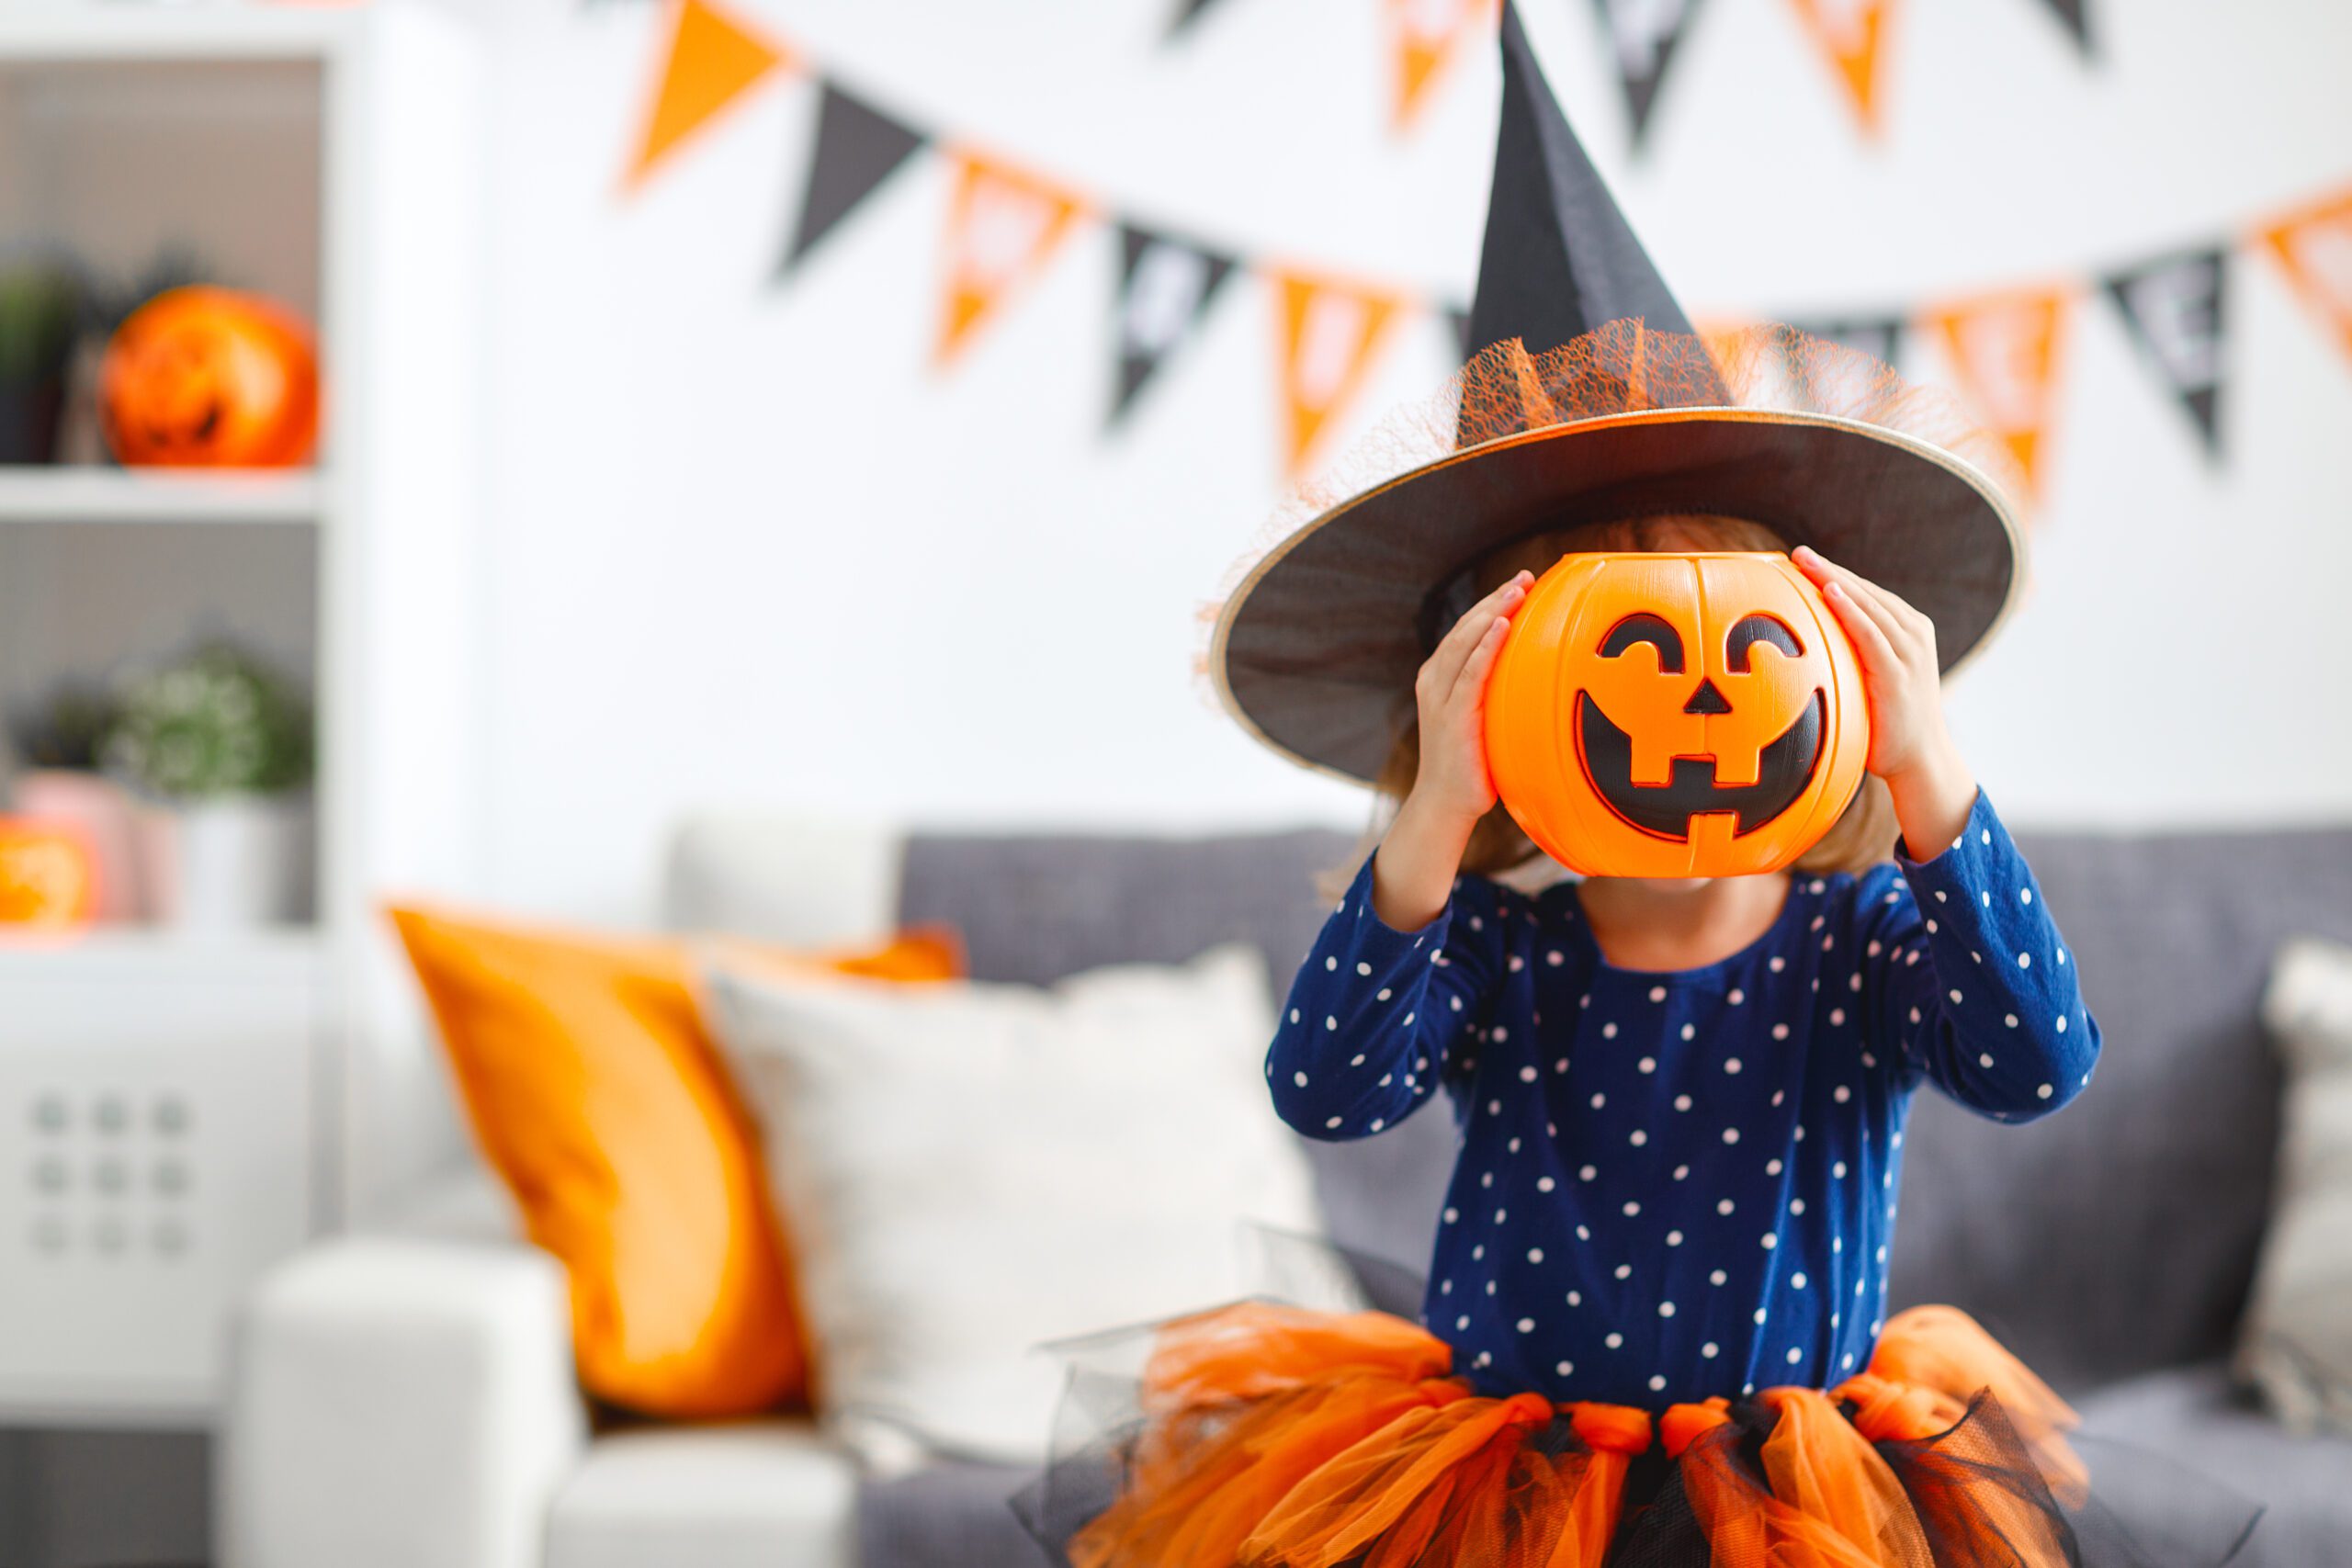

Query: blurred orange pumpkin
left=0, top=818, right=99, bottom=927
left=99, top=287, right=319, bottom=468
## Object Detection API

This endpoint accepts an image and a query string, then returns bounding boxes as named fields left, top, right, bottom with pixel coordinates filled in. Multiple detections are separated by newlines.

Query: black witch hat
left=1208, top=1, right=2023, bottom=786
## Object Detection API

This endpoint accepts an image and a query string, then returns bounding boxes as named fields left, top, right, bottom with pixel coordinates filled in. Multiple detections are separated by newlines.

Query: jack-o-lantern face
left=1485, top=552, right=1870, bottom=878
left=99, top=287, right=320, bottom=469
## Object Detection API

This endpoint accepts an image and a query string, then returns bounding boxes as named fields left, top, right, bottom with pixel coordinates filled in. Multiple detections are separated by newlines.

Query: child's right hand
left=1373, top=570, right=1532, bottom=929
left=1406, top=570, right=1533, bottom=829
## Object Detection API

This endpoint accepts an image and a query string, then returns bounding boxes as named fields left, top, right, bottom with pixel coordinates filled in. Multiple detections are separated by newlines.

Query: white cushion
left=544, top=1422, right=854, bottom=1568
left=2237, top=936, right=2352, bottom=1436
left=699, top=944, right=1321, bottom=1467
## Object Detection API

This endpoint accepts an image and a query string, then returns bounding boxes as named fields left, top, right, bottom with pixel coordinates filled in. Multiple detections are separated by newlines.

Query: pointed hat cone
left=1464, top=2, right=1726, bottom=411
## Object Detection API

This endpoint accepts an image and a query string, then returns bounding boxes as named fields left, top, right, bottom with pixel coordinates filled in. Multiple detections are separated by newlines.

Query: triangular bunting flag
left=779, top=81, right=928, bottom=275
left=1922, top=288, right=2072, bottom=495
left=2103, top=249, right=2226, bottom=457
left=1166, top=0, right=1233, bottom=38
left=2260, top=187, right=2352, bottom=367
left=1444, top=302, right=1475, bottom=360
left=1390, top=0, right=1492, bottom=132
left=1590, top=0, right=1708, bottom=148
left=2033, top=0, right=2093, bottom=54
left=1271, top=271, right=1404, bottom=476
left=1789, top=315, right=1905, bottom=368
left=1110, top=226, right=1235, bottom=425
left=934, top=152, right=1085, bottom=367
left=1783, top=0, right=1896, bottom=136
left=626, top=0, right=789, bottom=190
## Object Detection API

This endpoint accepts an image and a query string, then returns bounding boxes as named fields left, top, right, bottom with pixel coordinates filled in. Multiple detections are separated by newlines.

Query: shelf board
left=0, top=6, right=358, bottom=64
left=0, top=924, right=323, bottom=980
left=0, top=467, right=322, bottom=525
left=0, top=1380, right=214, bottom=1432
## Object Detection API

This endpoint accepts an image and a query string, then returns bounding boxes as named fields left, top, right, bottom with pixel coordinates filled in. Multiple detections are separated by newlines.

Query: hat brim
left=1210, top=406, right=2023, bottom=786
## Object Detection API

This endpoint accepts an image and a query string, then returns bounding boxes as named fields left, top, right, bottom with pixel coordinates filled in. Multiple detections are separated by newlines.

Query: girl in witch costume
left=1019, top=7, right=2259, bottom=1567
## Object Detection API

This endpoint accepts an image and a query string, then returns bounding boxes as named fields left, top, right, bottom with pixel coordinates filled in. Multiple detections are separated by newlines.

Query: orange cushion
left=386, top=905, right=962, bottom=1418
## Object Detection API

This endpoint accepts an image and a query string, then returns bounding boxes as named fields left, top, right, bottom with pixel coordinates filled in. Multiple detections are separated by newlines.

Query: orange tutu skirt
left=1015, top=1300, right=2250, bottom=1568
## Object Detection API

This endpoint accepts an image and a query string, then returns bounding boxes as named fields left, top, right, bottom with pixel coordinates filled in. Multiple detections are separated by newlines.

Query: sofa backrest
left=671, top=813, right=2352, bottom=1397
left=1896, top=825, right=2352, bottom=1393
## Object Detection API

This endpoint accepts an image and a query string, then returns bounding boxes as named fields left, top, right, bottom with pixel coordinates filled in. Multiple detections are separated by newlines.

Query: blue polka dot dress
left=1266, top=787, right=2099, bottom=1409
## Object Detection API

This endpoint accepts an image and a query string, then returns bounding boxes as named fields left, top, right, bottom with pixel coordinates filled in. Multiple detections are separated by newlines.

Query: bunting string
left=1170, top=0, right=2095, bottom=142
left=620, top=0, right=2352, bottom=484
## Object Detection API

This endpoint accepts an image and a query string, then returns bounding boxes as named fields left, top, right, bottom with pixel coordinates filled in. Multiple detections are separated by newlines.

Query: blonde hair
left=1343, top=513, right=1899, bottom=891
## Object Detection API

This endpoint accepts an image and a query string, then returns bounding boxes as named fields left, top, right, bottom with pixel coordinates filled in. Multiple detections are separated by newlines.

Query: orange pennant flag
left=1922, top=288, right=2073, bottom=497
left=1390, top=0, right=1494, bottom=132
left=1784, top=0, right=1896, bottom=135
left=626, top=0, right=790, bottom=190
left=2259, top=186, right=2352, bottom=364
left=934, top=152, right=1086, bottom=367
left=1271, top=271, right=1404, bottom=477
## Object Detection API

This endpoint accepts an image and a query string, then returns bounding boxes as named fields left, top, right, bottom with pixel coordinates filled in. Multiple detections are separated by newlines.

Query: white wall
left=459, top=0, right=2352, bottom=921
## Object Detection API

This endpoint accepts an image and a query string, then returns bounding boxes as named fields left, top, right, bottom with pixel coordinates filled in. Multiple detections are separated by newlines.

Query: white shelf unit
left=0, top=4, right=486, bottom=1427
left=0, top=468, right=322, bottom=525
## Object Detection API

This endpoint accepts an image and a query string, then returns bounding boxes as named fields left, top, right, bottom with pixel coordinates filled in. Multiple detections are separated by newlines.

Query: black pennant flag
left=1110, top=225, right=1234, bottom=424
left=1589, top=0, right=1708, bottom=149
left=1166, top=0, right=1233, bottom=39
left=1789, top=316, right=1906, bottom=369
left=2033, top=0, right=2093, bottom=54
left=777, top=81, right=927, bottom=276
left=2105, top=247, right=2227, bottom=457
left=1444, top=303, right=1475, bottom=360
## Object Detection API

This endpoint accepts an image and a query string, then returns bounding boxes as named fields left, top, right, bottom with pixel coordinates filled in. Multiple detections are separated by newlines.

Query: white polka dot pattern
left=1256, top=787, right=2098, bottom=1406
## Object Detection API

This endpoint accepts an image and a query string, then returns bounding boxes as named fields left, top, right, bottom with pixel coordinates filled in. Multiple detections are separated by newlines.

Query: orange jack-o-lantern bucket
left=1485, top=552, right=1870, bottom=879
left=99, top=287, right=320, bottom=468
left=0, top=818, right=99, bottom=927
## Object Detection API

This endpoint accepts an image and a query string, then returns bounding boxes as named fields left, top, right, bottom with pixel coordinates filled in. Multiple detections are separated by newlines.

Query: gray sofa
left=862, top=822, right=2352, bottom=1567
left=224, top=817, right=2352, bottom=1568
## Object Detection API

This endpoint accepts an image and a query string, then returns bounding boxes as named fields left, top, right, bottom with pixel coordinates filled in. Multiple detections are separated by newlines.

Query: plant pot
left=139, top=793, right=314, bottom=930
left=10, top=770, right=146, bottom=921
left=0, top=376, right=67, bottom=465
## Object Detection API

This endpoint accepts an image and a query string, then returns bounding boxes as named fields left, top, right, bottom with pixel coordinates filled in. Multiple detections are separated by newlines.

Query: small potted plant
left=0, top=258, right=83, bottom=465
left=6, top=680, right=142, bottom=921
left=104, top=642, right=315, bottom=929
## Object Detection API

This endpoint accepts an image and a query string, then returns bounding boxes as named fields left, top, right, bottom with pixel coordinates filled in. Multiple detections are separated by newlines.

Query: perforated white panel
left=0, top=936, right=318, bottom=1421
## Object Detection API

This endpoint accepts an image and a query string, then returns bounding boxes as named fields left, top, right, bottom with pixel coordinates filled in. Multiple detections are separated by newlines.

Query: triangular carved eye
left=1599, top=614, right=1684, bottom=672
left=1726, top=614, right=1803, bottom=671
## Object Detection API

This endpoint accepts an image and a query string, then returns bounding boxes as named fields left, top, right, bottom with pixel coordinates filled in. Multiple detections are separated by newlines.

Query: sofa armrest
left=219, top=1235, right=588, bottom=1568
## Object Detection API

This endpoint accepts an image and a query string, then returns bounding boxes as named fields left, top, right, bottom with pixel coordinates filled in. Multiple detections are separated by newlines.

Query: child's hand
left=1370, top=570, right=1532, bottom=930
left=1408, top=570, right=1532, bottom=828
left=1792, top=544, right=1977, bottom=855
left=1791, top=545, right=1952, bottom=782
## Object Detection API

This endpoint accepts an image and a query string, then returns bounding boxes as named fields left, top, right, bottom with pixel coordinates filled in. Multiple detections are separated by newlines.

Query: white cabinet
left=0, top=936, right=318, bottom=1424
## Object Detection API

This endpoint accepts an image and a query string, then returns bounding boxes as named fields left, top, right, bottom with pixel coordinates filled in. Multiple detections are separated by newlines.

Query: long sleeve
left=1266, top=850, right=1509, bottom=1141
left=1858, top=788, right=2101, bottom=1122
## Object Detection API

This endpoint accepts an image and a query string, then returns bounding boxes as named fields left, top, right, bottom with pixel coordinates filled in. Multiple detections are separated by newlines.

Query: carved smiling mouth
left=1574, top=690, right=1826, bottom=840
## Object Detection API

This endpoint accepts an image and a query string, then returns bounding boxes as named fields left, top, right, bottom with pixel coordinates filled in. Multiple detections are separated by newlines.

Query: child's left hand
left=1792, top=544, right=1979, bottom=855
left=1791, top=544, right=1951, bottom=782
